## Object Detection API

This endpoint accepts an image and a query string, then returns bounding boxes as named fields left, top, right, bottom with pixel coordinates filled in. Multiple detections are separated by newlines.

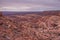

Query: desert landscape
left=0, top=10, right=60, bottom=40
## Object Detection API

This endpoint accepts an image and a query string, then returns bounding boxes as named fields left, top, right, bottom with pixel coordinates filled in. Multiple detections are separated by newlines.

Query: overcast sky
left=0, top=0, right=60, bottom=11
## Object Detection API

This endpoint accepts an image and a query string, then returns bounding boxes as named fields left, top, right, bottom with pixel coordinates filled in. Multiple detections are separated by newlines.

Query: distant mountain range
left=0, top=10, right=60, bottom=16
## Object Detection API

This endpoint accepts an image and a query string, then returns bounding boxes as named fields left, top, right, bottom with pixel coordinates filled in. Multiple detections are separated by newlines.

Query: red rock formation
left=0, top=11, right=60, bottom=40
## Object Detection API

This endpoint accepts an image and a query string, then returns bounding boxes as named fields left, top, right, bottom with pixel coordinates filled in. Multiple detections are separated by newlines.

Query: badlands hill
left=0, top=11, right=60, bottom=40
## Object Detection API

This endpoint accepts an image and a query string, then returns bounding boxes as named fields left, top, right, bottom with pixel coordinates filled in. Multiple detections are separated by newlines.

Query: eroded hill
left=0, top=11, right=60, bottom=40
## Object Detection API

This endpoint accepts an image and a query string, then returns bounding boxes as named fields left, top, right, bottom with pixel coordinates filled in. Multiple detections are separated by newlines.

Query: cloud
left=0, top=6, right=31, bottom=11
left=0, top=0, right=60, bottom=11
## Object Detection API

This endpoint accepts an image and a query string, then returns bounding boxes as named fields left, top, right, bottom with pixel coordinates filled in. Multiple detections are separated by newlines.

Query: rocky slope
left=0, top=11, right=60, bottom=40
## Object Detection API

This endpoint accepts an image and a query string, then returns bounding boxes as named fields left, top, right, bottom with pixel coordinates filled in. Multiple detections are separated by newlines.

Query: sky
left=0, top=0, right=60, bottom=11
